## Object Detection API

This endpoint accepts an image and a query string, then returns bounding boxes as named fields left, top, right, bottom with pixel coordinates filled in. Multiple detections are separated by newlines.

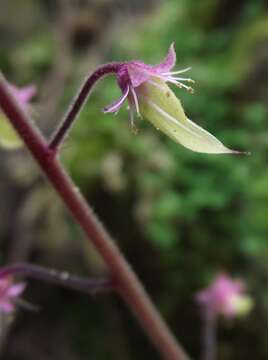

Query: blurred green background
left=0, top=0, right=268, bottom=359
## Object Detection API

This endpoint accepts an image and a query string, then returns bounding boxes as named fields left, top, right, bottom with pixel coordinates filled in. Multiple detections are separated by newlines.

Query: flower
left=8, top=83, right=36, bottom=109
left=0, top=276, right=25, bottom=313
left=0, top=82, right=36, bottom=149
left=196, top=273, right=253, bottom=318
left=103, top=43, right=240, bottom=154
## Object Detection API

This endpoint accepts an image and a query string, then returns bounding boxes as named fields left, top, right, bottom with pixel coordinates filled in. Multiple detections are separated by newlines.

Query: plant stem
left=0, top=73, right=189, bottom=360
left=202, top=311, right=217, bottom=360
left=49, top=63, right=121, bottom=152
left=0, top=263, right=111, bottom=295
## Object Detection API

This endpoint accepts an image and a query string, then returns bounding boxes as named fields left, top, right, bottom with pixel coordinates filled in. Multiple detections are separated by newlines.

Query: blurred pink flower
left=196, top=273, right=253, bottom=318
left=0, top=82, right=36, bottom=149
left=0, top=277, right=25, bottom=313
left=8, top=83, right=36, bottom=109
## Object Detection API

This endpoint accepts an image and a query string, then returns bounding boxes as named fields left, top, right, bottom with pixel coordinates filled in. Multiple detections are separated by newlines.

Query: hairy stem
left=49, top=63, right=121, bottom=152
left=0, top=72, right=189, bottom=360
left=0, top=263, right=112, bottom=295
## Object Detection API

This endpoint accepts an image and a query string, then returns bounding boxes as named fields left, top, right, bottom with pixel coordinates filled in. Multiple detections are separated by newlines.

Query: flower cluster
left=103, top=43, right=240, bottom=154
left=196, top=273, right=253, bottom=319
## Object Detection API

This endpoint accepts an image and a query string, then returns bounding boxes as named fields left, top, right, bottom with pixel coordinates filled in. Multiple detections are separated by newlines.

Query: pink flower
left=0, top=277, right=26, bottom=313
left=104, top=43, right=192, bottom=114
left=0, top=82, right=36, bottom=149
left=196, top=273, right=253, bottom=318
left=8, top=83, right=36, bottom=109
left=103, top=43, right=240, bottom=154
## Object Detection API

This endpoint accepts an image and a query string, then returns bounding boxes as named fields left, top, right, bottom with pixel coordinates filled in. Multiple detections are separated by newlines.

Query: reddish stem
left=0, top=263, right=111, bottom=294
left=49, top=63, right=122, bottom=152
left=0, top=72, right=189, bottom=360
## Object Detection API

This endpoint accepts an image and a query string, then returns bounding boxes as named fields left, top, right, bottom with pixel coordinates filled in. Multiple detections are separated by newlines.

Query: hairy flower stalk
left=0, top=264, right=112, bottom=297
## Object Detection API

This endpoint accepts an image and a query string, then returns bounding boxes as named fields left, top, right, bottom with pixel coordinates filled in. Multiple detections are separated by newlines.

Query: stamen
left=130, top=87, right=140, bottom=117
left=162, top=67, right=192, bottom=75
left=147, top=77, right=194, bottom=94
left=129, top=108, right=139, bottom=134
left=165, top=75, right=195, bottom=84
left=171, top=77, right=195, bottom=83
left=167, top=79, right=194, bottom=93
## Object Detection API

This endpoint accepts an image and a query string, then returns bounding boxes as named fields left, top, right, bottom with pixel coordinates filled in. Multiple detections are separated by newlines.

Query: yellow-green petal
left=138, top=78, right=237, bottom=154
left=231, top=295, right=253, bottom=317
left=0, top=113, right=22, bottom=149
